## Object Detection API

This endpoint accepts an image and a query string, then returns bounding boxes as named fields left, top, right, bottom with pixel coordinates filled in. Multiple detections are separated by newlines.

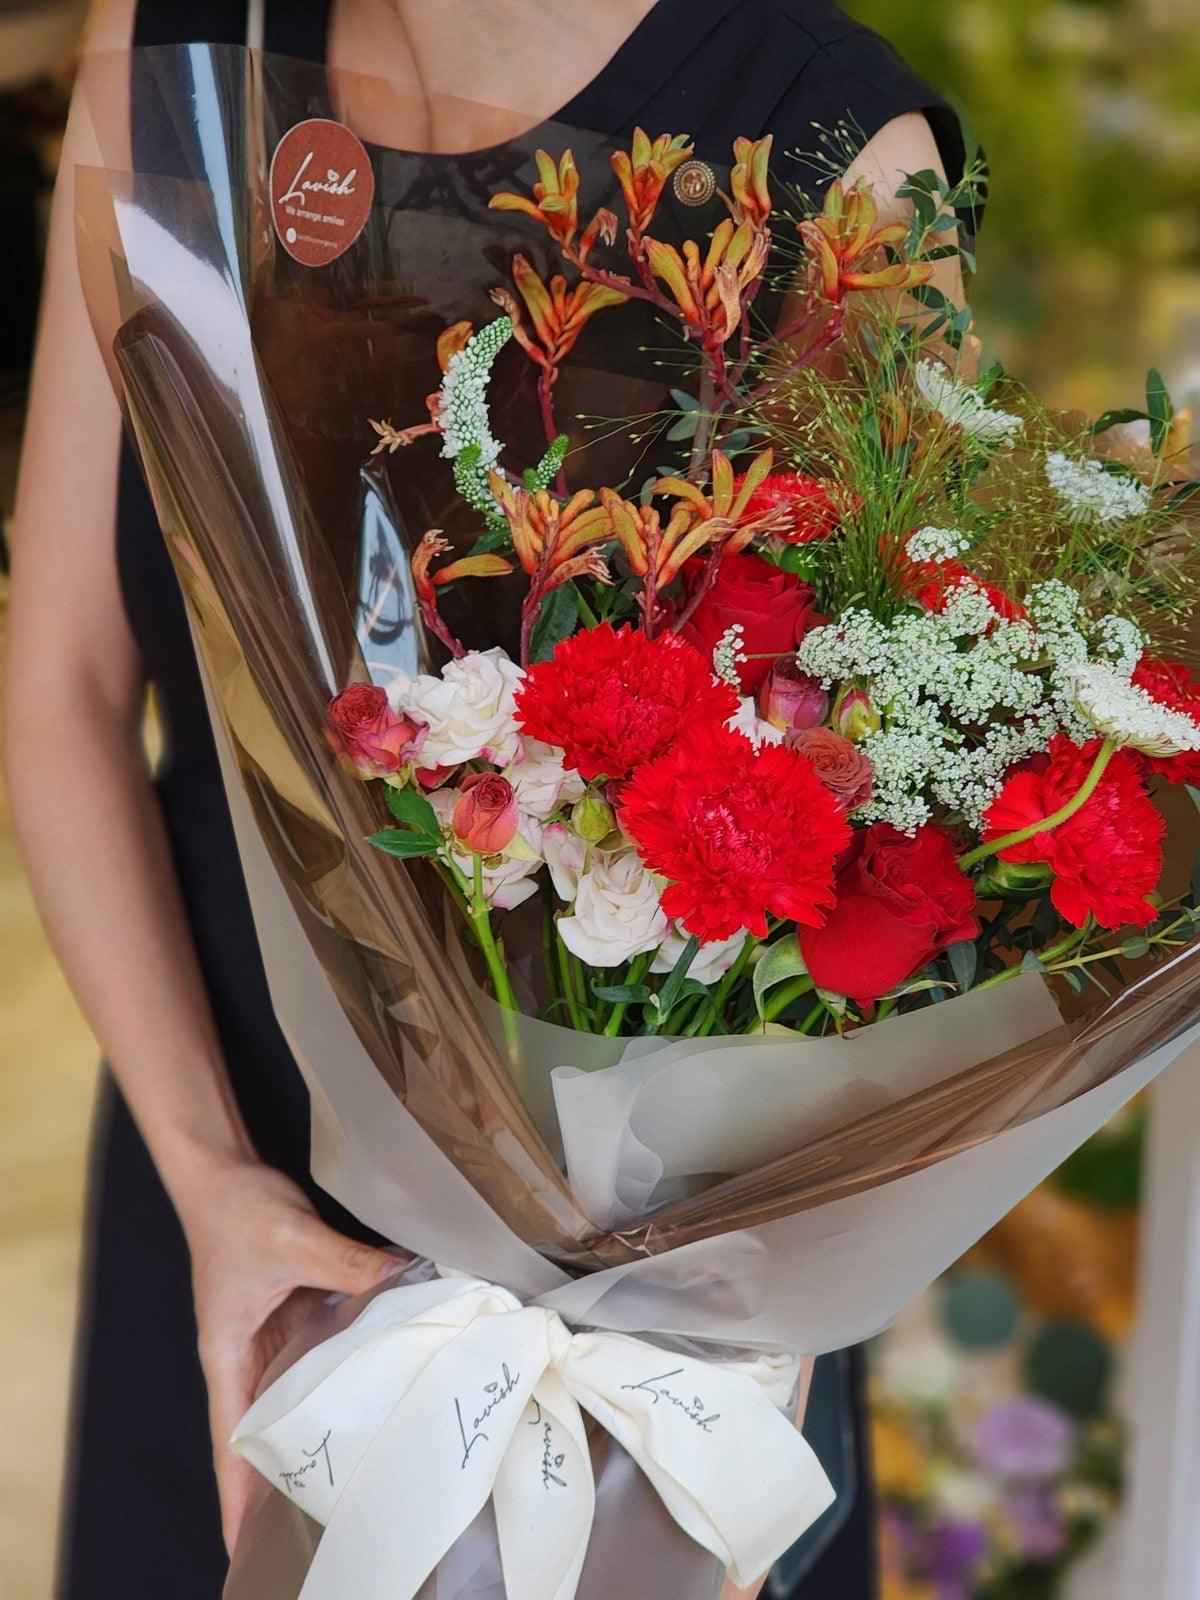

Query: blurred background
left=0, top=1, right=1198, bottom=1597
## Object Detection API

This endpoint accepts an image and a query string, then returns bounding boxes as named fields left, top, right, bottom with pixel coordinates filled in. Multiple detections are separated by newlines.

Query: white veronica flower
left=504, top=737, right=586, bottom=819
left=557, top=848, right=668, bottom=968
left=1045, top=451, right=1152, bottom=526
left=651, top=925, right=744, bottom=985
left=1069, top=661, right=1200, bottom=758
left=913, top=360, right=1024, bottom=448
left=436, top=316, right=511, bottom=470
left=906, top=525, right=971, bottom=564
left=388, top=648, right=524, bottom=768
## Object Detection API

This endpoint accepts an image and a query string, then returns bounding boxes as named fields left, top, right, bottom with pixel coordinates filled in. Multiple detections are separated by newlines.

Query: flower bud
left=758, top=659, right=829, bottom=734
left=571, top=792, right=617, bottom=843
left=833, top=683, right=881, bottom=743
left=452, top=773, right=520, bottom=855
left=974, top=858, right=1054, bottom=899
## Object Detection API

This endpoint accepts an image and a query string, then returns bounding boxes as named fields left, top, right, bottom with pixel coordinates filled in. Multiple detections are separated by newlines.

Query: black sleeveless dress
left=57, top=4, right=971, bottom=1595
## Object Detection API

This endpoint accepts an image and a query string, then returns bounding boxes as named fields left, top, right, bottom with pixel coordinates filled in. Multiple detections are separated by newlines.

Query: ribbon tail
left=297, top=1309, right=551, bottom=1600
left=492, top=1374, right=594, bottom=1600
left=564, top=1333, right=836, bottom=1590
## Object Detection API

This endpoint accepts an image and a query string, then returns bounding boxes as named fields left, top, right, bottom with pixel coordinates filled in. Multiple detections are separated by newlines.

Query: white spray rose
left=557, top=848, right=668, bottom=968
left=388, top=648, right=524, bottom=768
left=504, top=736, right=586, bottom=819
left=542, top=822, right=588, bottom=903
left=651, top=924, right=745, bottom=985
left=728, top=697, right=784, bottom=749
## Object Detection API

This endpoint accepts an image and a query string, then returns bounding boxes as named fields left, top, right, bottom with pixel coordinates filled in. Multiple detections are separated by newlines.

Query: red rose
left=1132, top=656, right=1200, bottom=785
left=982, top=735, right=1164, bottom=930
left=327, top=684, right=427, bottom=779
left=452, top=773, right=520, bottom=854
left=679, top=553, right=817, bottom=694
left=799, top=823, right=978, bottom=1002
left=733, top=471, right=843, bottom=545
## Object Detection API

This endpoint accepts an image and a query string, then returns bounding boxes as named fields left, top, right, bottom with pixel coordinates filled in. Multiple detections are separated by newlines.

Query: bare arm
left=5, top=0, right=397, bottom=1550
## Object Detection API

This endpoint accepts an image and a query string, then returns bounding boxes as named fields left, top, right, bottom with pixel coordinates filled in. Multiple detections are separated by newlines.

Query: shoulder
left=738, top=0, right=969, bottom=190
left=81, top=0, right=137, bottom=54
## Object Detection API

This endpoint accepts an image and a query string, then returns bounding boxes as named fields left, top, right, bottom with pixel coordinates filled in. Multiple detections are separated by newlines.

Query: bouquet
left=74, top=41, right=1200, bottom=1600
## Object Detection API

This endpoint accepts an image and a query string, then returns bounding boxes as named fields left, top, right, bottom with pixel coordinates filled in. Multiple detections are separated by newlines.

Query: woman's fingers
left=201, top=1339, right=260, bottom=1555
left=286, top=1214, right=410, bottom=1299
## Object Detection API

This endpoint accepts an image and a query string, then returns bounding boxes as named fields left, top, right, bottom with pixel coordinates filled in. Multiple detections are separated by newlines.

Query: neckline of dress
left=311, top=0, right=735, bottom=161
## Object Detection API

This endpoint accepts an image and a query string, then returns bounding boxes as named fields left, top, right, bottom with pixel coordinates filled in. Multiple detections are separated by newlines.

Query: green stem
left=602, top=951, right=654, bottom=1037
left=695, top=935, right=756, bottom=1038
left=959, top=739, right=1117, bottom=873
left=468, top=855, right=522, bottom=1069
left=555, top=933, right=587, bottom=1032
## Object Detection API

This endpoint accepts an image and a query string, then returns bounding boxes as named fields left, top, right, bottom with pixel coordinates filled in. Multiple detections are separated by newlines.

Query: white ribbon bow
left=232, top=1274, right=835, bottom=1600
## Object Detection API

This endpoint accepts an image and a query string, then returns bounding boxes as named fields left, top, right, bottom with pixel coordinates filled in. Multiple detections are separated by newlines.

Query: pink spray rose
left=452, top=773, right=521, bottom=854
left=328, top=684, right=427, bottom=779
left=788, top=727, right=873, bottom=811
left=758, top=659, right=830, bottom=735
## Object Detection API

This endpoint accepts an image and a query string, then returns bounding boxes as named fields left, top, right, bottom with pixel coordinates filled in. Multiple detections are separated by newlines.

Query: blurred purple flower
left=930, top=1517, right=989, bottom=1593
left=971, top=1397, right=1073, bottom=1481
left=1004, top=1486, right=1068, bottom=1560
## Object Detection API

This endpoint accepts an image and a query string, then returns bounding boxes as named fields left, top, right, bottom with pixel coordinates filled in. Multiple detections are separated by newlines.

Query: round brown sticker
left=269, top=118, right=374, bottom=267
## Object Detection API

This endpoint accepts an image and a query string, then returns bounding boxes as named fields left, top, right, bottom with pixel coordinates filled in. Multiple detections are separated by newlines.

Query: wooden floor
left=0, top=596, right=100, bottom=1597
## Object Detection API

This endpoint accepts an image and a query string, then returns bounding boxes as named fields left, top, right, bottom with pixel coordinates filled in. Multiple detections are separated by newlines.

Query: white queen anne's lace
left=912, top=360, right=1024, bottom=448
left=906, top=526, right=972, bottom=564
left=1070, top=661, right=1200, bottom=758
left=797, top=579, right=1153, bottom=831
left=1045, top=451, right=1152, bottom=526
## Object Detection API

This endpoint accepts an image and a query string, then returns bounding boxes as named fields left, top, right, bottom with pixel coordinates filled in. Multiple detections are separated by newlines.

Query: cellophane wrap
left=73, top=42, right=1200, bottom=1599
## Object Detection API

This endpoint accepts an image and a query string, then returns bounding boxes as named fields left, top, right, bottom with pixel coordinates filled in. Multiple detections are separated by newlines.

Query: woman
left=6, top=1, right=971, bottom=1594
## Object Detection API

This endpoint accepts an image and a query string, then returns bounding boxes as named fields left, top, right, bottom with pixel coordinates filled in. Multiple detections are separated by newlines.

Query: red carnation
left=894, top=542, right=1025, bottom=622
left=982, top=735, right=1164, bottom=930
left=798, top=823, right=977, bottom=1003
left=515, top=623, right=738, bottom=781
left=1132, top=656, right=1200, bottom=785
left=734, top=470, right=843, bottom=545
left=678, top=552, right=818, bottom=694
left=618, top=725, right=850, bottom=943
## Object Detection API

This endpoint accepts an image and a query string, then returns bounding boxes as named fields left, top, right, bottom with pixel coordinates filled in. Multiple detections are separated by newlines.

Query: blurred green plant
left=847, top=0, right=1200, bottom=409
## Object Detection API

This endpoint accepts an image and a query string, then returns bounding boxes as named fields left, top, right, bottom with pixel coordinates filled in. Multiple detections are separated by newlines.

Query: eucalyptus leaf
left=752, top=938, right=810, bottom=1017
left=592, top=983, right=653, bottom=1005
left=947, top=940, right=978, bottom=993
left=667, top=412, right=701, bottom=441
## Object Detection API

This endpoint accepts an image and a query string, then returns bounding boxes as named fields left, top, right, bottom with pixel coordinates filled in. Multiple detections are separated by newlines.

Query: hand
left=181, top=1158, right=406, bottom=1554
